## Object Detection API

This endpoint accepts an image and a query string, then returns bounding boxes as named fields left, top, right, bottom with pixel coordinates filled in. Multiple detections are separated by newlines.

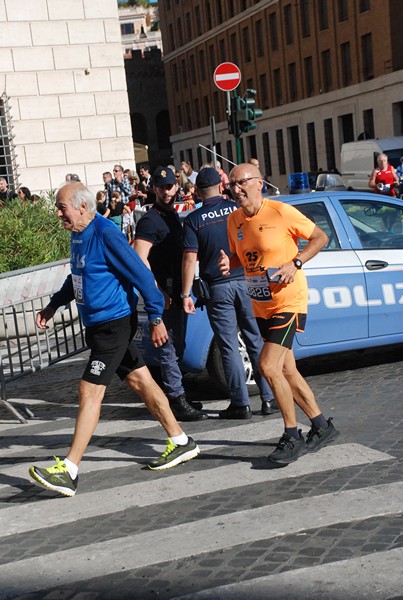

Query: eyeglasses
left=227, top=177, right=260, bottom=189
left=113, top=169, right=121, bottom=173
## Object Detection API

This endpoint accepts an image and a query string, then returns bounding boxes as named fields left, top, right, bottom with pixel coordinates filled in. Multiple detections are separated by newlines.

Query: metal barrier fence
left=0, top=293, right=86, bottom=423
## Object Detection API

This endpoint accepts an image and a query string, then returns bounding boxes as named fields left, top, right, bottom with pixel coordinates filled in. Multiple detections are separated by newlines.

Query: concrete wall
left=0, top=0, right=135, bottom=193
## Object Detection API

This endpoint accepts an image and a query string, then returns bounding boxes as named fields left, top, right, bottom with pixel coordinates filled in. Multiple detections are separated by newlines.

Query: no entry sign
left=213, top=62, right=241, bottom=92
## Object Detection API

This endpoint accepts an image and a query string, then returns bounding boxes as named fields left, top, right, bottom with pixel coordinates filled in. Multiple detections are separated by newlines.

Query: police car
left=134, top=191, right=403, bottom=394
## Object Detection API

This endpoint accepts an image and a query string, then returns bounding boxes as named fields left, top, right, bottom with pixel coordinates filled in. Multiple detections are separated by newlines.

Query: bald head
left=230, top=162, right=262, bottom=181
left=228, top=163, right=263, bottom=215
left=57, top=182, right=96, bottom=213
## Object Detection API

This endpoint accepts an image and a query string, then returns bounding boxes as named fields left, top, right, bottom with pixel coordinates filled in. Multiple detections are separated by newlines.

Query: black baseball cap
left=196, top=167, right=222, bottom=189
left=153, top=166, right=176, bottom=187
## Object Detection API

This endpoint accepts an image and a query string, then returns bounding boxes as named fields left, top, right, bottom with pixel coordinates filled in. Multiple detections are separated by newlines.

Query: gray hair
left=57, top=182, right=97, bottom=214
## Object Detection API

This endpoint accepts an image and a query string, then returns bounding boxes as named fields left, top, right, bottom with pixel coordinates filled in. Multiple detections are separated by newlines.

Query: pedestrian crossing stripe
left=172, top=547, right=403, bottom=600
left=0, top=481, right=401, bottom=598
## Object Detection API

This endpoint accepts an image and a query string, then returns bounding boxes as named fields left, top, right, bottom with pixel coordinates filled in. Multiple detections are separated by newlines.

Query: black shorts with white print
left=82, top=313, right=145, bottom=385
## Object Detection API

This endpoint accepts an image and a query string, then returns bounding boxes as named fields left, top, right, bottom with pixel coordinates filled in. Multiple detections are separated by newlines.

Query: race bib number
left=72, top=274, right=84, bottom=305
left=246, top=273, right=272, bottom=302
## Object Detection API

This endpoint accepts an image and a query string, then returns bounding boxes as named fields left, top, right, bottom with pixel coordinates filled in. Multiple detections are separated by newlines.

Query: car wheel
left=206, top=332, right=260, bottom=396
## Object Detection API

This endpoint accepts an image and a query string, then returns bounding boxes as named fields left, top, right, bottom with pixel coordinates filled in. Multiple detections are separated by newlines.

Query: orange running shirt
left=227, top=198, right=315, bottom=319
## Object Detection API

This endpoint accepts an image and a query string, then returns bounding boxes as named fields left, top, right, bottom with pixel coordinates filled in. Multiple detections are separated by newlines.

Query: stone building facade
left=0, top=0, right=135, bottom=194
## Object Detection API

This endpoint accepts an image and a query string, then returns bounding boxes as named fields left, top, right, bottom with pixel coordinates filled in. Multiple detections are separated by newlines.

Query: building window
left=306, top=122, right=318, bottom=171
left=185, top=103, right=192, bottom=130
left=216, top=0, right=223, bottom=24
left=288, top=126, right=302, bottom=172
left=194, top=99, right=201, bottom=129
left=185, top=13, right=191, bottom=43
left=304, top=56, right=314, bottom=97
left=361, top=33, right=374, bottom=80
left=242, top=27, right=251, bottom=63
left=240, top=0, right=247, bottom=10
left=340, top=113, right=354, bottom=144
left=190, top=54, right=196, bottom=85
left=338, top=0, right=348, bottom=22
left=324, top=118, right=336, bottom=170
left=172, top=63, right=179, bottom=92
left=359, top=0, right=370, bottom=12
left=276, top=129, right=286, bottom=175
left=230, top=33, right=238, bottom=63
left=300, top=0, right=310, bottom=38
left=181, top=59, right=187, bottom=88
left=206, top=1, right=212, bottom=30
left=284, top=4, right=294, bottom=45
left=340, top=42, right=352, bottom=86
left=195, top=5, right=200, bottom=28
left=120, top=23, right=134, bottom=35
left=247, top=135, right=257, bottom=162
left=203, top=96, right=209, bottom=124
left=177, top=17, right=183, bottom=47
left=209, top=44, right=215, bottom=77
left=262, top=132, right=272, bottom=177
left=259, top=73, right=269, bottom=109
left=179, top=150, right=185, bottom=162
left=255, top=20, right=264, bottom=58
left=219, top=38, right=226, bottom=62
left=268, top=12, right=279, bottom=52
left=273, top=68, right=282, bottom=106
left=228, top=0, right=235, bottom=18
left=363, top=108, right=374, bottom=138
left=168, top=23, right=174, bottom=51
left=187, top=148, right=194, bottom=167
left=321, top=49, right=332, bottom=92
left=318, top=0, right=328, bottom=30
left=177, top=106, right=183, bottom=131
left=199, top=49, right=206, bottom=80
left=288, top=63, right=297, bottom=102
left=0, top=95, right=18, bottom=188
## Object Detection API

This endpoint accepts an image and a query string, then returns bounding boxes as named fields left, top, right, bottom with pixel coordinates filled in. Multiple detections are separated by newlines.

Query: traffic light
left=227, top=90, right=263, bottom=137
left=238, top=89, right=263, bottom=133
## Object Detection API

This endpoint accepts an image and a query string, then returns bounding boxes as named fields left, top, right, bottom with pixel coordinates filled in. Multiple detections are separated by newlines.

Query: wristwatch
left=150, top=317, right=162, bottom=326
left=180, top=293, right=190, bottom=299
left=293, top=258, right=303, bottom=269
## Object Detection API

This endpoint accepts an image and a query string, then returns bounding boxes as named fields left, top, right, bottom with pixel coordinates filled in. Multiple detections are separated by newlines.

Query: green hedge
left=0, top=195, right=70, bottom=273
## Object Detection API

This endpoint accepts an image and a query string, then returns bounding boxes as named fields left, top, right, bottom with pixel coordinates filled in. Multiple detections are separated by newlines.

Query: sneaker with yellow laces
left=148, top=437, right=200, bottom=471
left=29, top=456, right=78, bottom=497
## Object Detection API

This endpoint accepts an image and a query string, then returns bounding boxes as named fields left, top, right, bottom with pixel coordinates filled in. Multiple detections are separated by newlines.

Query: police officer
left=181, top=167, right=277, bottom=419
left=134, top=167, right=207, bottom=422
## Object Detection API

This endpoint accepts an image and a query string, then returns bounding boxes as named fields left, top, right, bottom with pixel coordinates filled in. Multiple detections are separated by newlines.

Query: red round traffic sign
left=213, top=62, right=241, bottom=92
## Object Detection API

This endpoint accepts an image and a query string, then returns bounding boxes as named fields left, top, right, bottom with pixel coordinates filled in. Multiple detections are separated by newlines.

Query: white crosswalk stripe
left=0, top=416, right=401, bottom=599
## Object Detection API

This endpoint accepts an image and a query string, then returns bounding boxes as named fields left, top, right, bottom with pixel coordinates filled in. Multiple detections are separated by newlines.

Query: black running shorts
left=256, top=312, right=307, bottom=349
left=82, top=313, right=145, bottom=385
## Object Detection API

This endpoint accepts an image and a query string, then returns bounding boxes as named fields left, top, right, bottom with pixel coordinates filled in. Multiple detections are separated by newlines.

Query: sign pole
left=210, top=116, right=217, bottom=167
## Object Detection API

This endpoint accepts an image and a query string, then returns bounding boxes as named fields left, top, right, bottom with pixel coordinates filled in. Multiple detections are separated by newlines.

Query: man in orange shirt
left=218, top=163, right=339, bottom=465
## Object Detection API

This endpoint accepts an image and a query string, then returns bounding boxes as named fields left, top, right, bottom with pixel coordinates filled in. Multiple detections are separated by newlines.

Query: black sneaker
left=306, top=417, right=340, bottom=453
left=261, top=399, right=280, bottom=415
left=169, top=395, right=208, bottom=421
left=267, top=431, right=308, bottom=465
left=219, top=404, right=252, bottom=420
left=148, top=437, right=200, bottom=470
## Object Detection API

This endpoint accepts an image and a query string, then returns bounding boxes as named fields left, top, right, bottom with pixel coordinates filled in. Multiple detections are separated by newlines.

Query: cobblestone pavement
left=0, top=345, right=402, bottom=599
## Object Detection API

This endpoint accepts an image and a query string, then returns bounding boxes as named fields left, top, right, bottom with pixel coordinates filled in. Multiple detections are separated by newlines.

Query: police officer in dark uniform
left=134, top=167, right=207, bottom=422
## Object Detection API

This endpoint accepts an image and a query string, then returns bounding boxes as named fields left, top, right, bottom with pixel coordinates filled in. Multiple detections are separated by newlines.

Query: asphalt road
left=0, top=345, right=402, bottom=599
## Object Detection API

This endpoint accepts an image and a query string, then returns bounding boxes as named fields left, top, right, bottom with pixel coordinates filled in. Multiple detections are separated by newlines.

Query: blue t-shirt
left=183, top=196, right=245, bottom=285
left=49, top=213, right=164, bottom=327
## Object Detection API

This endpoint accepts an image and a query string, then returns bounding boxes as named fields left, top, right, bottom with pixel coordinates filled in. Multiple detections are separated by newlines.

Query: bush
left=0, top=194, right=70, bottom=273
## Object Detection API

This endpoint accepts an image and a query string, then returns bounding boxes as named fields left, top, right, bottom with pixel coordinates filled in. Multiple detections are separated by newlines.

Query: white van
left=340, top=137, right=403, bottom=191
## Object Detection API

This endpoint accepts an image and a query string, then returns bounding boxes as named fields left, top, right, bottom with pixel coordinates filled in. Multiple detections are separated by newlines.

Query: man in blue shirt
left=182, top=168, right=277, bottom=419
left=29, top=183, right=200, bottom=497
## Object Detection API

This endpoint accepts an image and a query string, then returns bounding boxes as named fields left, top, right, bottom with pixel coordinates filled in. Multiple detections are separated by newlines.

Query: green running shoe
left=148, top=437, right=200, bottom=471
left=29, top=456, right=78, bottom=497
